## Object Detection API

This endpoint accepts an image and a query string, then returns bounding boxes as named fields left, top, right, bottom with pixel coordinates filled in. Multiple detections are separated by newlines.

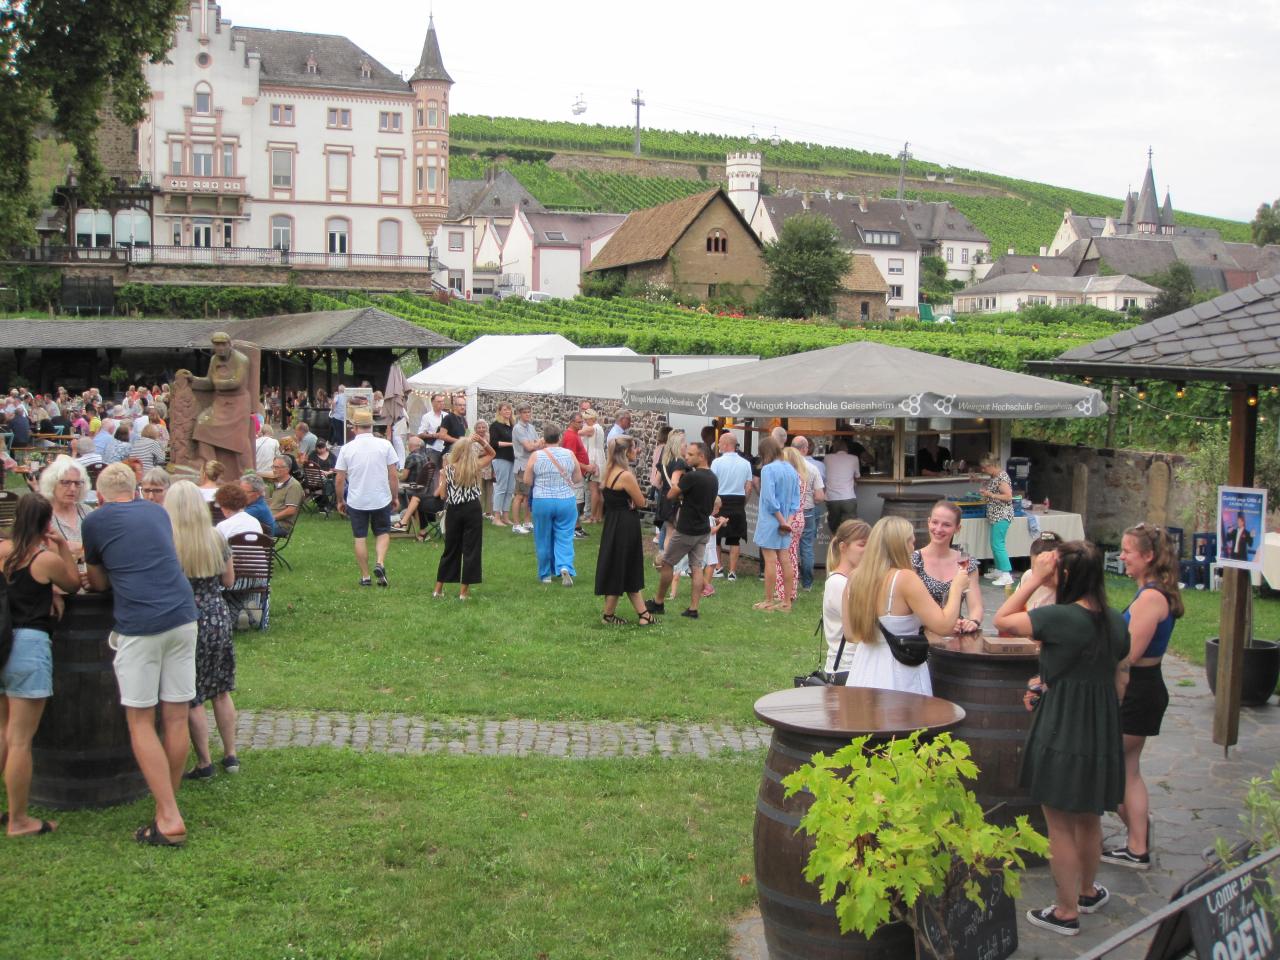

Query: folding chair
left=301, top=465, right=330, bottom=516
left=0, top=489, right=19, bottom=530
left=225, top=531, right=273, bottom=631
left=270, top=521, right=295, bottom=572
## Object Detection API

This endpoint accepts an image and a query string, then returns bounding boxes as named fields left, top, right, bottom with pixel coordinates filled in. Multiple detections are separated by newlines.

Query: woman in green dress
left=995, top=541, right=1129, bottom=937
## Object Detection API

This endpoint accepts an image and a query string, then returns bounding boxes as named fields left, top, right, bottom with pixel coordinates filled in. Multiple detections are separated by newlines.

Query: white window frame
left=326, top=218, right=350, bottom=255
left=271, top=149, right=293, bottom=189
left=887, top=258, right=904, bottom=275
left=448, top=231, right=464, bottom=252
left=888, top=284, right=903, bottom=301
left=270, top=215, right=292, bottom=251
left=945, top=247, right=954, bottom=263
left=192, top=143, right=214, bottom=176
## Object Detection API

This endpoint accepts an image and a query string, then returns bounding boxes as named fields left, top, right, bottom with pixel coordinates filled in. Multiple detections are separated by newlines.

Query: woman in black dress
left=596, top=436, right=653, bottom=626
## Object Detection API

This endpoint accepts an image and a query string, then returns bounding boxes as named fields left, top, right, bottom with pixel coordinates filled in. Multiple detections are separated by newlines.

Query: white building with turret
left=725, top=152, right=761, bottom=222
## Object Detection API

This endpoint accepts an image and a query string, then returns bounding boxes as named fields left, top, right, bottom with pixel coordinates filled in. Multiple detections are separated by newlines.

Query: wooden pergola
left=1029, top=275, right=1280, bottom=749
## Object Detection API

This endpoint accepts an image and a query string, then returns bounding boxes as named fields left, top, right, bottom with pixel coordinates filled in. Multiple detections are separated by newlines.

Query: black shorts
left=1121, top=663, right=1169, bottom=737
left=718, top=495, right=748, bottom=545
left=348, top=504, right=392, bottom=538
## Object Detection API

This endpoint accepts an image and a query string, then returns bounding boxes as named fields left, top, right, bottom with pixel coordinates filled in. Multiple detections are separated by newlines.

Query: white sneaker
left=992, top=572, right=1015, bottom=587
left=560, top=567, right=574, bottom=587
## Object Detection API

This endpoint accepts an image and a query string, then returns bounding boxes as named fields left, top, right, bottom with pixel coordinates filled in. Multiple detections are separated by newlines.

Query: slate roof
left=1029, top=276, right=1280, bottom=385
left=984, top=254, right=1078, bottom=279
left=761, top=195, right=920, bottom=251
left=958, top=273, right=1159, bottom=297
left=0, top=309, right=458, bottom=351
left=896, top=200, right=989, bottom=243
left=1134, top=163, right=1161, bottom=226
left=524, top=211, right=627, bottom=247
left=234, top=27, right=409, bottom=95
left=410, top=18, right=453, bottom=84
left=447, top=170, right=544, bottom=221
left=587, top=189, right=759, bottom=272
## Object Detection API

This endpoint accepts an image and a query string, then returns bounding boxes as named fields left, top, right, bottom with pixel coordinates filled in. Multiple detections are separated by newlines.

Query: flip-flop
left=752, top=600, right=778, bottom=611
left=10, top=819, right=55, bottom=837
left=135, top=821, right=186, bottom=847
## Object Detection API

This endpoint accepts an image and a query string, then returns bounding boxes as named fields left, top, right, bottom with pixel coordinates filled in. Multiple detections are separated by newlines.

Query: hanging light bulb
left=1174, top=382, right=1186, bottom=399
left=1136, top=383, right=1147, bottom=401
left=1248, top=386, right=1259, bottom=407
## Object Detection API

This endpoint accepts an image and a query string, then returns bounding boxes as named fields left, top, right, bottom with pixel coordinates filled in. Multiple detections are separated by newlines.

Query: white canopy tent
left=406, top=334, right=582, bottom=393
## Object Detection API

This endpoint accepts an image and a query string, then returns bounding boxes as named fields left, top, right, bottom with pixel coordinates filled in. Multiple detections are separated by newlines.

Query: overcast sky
left=217, top=0, right=1277, bottom=222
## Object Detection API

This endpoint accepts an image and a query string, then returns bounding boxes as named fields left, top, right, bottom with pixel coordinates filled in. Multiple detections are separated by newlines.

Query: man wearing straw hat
left=334, top=406, right=399, bottom=587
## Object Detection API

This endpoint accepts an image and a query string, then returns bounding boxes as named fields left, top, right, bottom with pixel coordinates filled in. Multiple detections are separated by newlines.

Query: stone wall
left=95, top=103, right=141, bottom=181
left=476, top=389, right=666, bottom=497
left=23, top=260, right=438, bottom=294
left=1012, top=439, right=1195, bottom=545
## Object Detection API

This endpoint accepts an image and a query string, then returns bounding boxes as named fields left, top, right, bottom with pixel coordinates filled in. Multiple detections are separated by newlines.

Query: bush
left=116, top=283, right=317, bottom=318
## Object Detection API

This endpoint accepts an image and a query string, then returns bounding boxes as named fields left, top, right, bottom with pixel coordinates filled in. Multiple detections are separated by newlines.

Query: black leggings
left=436, top=499, right=483, bottom=584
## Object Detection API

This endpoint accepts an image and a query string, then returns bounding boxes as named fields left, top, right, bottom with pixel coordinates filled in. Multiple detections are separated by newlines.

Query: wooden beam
left=1214, top=385, right=1258, bottom=749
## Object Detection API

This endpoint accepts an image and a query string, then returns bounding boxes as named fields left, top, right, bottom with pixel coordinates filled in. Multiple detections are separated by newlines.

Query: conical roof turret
left=1134, top=155, right=1160, bottom=226
left=1119, top=189, right=1135, bottom=226
left=411, top=16, right=453, bottom=84
left=1160, top=190, right=1175, bottom=227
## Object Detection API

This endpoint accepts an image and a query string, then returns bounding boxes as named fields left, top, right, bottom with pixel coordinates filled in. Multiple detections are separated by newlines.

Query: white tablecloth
left=954, top=510, right=1085, bottom=560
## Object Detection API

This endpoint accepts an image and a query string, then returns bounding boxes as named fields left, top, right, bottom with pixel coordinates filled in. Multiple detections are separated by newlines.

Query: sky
left=215, top=0, right=1279, bottom=222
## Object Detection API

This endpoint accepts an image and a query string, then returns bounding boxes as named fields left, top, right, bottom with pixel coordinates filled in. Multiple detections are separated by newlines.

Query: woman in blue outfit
left=1101, top=523, right=1182, bottom=871
left=523, top=423, right=583, bottom=586
left=752, top=437, right=800, bottom=612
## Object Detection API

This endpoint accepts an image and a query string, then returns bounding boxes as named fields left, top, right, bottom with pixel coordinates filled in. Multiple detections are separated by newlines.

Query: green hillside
left=450, top=114, right=1250, bottom=254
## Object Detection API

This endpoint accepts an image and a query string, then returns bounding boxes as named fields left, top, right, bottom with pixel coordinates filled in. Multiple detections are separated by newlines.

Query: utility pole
left=631, top=89, right=645, bottom=156
left=896, top=141, right=911, bottom=200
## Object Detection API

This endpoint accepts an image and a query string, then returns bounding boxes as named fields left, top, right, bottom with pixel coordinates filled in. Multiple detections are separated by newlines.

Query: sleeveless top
left=1123, top=584, right=1175, bottom=659
left=909, top=549, right=976, bottom=606
left=7, top=552, right=53, bottom=634
left=443, top=466, right=482, bottom=506
left=879, top=571, right=922, bottom=638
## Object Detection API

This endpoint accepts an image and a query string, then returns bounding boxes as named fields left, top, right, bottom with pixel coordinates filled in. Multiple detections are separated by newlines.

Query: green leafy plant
left=1217, top=765, right=1280, bottom=918
left=107, top=365, right=129, bottom=387
left=782, top=731, right=1048, bottom=948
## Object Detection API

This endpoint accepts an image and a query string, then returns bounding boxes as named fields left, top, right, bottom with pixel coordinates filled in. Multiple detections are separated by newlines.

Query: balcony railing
left=160, top=174, right=248, bottom=195
left=4, top=245, right=434, bottom=271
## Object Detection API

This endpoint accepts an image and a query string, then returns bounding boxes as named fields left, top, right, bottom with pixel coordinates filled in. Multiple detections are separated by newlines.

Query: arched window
left=113, top=208, right=152, bottom=247
left=194, top=82, right=212, bottom=115
left=706, top=229, right=727, bottom=254
left=74, top=209, right=112, bottom=247
left=326, top=217, right=350, bottom=254
left=377, top=219, right=401, bottom=256
left=270, top=214, right=292, bottom=251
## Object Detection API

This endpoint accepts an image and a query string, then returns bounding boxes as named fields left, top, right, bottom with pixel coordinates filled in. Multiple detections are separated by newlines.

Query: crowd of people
left=0, top=377, right=1181, bottom=943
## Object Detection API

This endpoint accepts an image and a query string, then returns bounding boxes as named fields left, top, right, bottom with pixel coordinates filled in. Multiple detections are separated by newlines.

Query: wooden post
left=1214, top=385, right=1258, bottom=749
left=1105, top=383, right=1120, bottom=448
left=325, top=351, right=334, bottom=393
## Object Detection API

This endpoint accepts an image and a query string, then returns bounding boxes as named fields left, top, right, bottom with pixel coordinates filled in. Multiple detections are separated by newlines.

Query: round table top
left=753, top=686, right=966, bottom=738
left=927, top=632, right=1041, bottom=661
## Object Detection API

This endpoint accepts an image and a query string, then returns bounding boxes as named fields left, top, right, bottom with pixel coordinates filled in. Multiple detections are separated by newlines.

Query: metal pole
left=631, top=89, right=645, bottom=156
left=896, top=141, right=910, bottom=200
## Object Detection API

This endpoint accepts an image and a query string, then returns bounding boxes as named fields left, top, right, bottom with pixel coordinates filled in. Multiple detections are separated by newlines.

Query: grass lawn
left=0, top=750, right=761, bottom=960
left=240, top=514, right=820, bottom=723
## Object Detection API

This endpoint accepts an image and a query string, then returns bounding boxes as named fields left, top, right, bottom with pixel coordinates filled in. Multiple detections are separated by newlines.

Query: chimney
left=1039, top=246, right=1048, bottom=256
left=801, top=193, right=810, bottom=211
left=858, top=194, right=868, bottom=213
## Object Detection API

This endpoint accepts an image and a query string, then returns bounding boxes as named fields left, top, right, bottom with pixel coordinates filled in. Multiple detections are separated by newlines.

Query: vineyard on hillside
left=450, top=114, right=1250, bottom=250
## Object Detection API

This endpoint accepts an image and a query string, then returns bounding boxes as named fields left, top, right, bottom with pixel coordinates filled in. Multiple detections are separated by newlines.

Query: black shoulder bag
left=878, top=619, right=930, bottom=667
left=794, top=616, right=850, bottom=687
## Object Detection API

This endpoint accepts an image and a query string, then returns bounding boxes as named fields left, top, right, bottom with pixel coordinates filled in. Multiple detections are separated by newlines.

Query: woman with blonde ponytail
left=842, top=516, right=969, bottom=695
left=822, top=520, right=870, bottom=676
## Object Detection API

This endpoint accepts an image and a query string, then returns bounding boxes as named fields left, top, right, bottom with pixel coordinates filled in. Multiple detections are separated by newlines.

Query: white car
left=524, top=291, right=556, bottom=302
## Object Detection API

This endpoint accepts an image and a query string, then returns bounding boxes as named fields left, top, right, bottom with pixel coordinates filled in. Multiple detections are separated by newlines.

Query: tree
left=1252, top=199, right=1280, bottom=247
left=760, top=214, right=852, bottom=318
left=0, top=0, right=184, bottom=243
left=1140, top=261, right=1215, bottom=321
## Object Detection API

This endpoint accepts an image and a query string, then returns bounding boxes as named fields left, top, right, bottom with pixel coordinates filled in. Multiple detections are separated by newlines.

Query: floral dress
left=191, top=539, right=236, bottom=705
left=774, top=477, right=808, bottom=602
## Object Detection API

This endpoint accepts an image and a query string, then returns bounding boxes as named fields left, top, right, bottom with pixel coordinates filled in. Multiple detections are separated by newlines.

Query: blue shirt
left=246, top=496, right=277, bottom=536
left=82, top=499, right=198, bottom=636
left=1123, top=586, right=1176, bottom=659
left=710, top=451, right=751, bottom=496
left=759, top=460, right=801, bottom=519
left=332, top=392, right=348, bottom=421
left=529, top=447, right=577, bottom=500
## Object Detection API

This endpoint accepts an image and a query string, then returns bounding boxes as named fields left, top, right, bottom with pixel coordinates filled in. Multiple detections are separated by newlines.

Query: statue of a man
left=175, top=332, right=254, bottom=477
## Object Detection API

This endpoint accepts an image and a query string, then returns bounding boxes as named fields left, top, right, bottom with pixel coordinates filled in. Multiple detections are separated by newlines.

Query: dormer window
left=305, top=53, right=318, bottom=75
left=706, top=229, right=728, bottom=254
left=194, top=83, right=212, bottom=114
left=360, top=59, right=372, bottom=79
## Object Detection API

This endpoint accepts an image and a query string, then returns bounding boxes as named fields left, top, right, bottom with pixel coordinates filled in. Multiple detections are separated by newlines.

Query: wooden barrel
left=877, top=492, right=938, bottom=545
left=30, top=592, right=148, bottom=810
left=753, top=687, right=965, bottom=959
left=926, top=639, right=1044, bottom=838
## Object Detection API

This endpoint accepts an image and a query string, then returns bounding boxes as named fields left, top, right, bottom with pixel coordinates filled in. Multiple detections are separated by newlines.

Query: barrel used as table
left=926, top=633, right=1043, bottom=838
left=753, top=686, right=966, bottom=960
left=30, top=592, right=148, bottom=810
left=877, top=492, right=944, bottom=545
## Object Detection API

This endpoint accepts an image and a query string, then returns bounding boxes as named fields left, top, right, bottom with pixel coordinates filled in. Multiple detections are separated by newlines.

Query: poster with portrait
left=1217, top=486, right=1267, bottom=571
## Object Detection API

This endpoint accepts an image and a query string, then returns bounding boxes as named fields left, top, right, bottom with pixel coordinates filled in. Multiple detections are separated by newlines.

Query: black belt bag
left=879, top=620, right=929, bottom=667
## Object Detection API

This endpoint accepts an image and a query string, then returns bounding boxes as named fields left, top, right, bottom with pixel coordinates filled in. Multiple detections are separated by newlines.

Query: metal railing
left=4, top=245, right=433, bottom=270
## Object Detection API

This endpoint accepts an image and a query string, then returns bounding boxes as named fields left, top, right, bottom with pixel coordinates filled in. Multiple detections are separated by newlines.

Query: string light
left=1115, top=387, right=1229, bottom=422
left=1174, top=382, right=1186, bottom=400
left=1248, top=386, right=1259, bottom=407
left=1136, top=383, right=1147, bottom=401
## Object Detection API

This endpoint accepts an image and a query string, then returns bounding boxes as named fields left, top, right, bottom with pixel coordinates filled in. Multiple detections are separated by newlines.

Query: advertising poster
left=1218, top=486, right=1267, bottom=572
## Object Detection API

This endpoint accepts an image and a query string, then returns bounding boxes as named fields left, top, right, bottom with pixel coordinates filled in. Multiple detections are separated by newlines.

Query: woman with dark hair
left=595, top=437, right=653, bottom=626
left=995, top=541, right=1129, bottom=937
left=1017, top=531, right=1065, bottom=611
left=1102, top=523, right=1184, bottom=871
left=0, top=494, right=81, bottom=836
left=910, top=500, right=983, bottom=633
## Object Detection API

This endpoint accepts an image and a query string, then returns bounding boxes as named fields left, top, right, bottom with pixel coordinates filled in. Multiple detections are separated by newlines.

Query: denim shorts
left=348, top=503, right=392, bottom=538
left=1, top=627, right=53, bottom=699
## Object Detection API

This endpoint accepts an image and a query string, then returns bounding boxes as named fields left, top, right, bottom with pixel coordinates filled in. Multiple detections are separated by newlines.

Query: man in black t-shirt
left=440, top=394, right=468, bottom=453
left=646, top=441, right=719, bottom=619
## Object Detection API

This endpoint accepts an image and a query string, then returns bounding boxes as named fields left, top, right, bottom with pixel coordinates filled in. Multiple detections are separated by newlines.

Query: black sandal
left=602, top=613, right=628, bottom=626
left=135, top=820, right=185, bottom=847
left=638, top=611, right=656, bottom=626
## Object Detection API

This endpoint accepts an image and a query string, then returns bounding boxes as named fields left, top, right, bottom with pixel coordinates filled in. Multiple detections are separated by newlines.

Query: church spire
left=1133, top=150, right=1160, bottom=232
left=411, top=15, right=453, bottom=84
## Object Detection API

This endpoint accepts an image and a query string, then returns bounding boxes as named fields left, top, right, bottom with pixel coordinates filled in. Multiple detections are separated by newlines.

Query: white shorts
left=110, top=621, right=198, bottom=708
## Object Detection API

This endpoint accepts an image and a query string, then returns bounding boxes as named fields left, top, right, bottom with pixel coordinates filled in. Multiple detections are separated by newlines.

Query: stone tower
left=409, top=16, right=453, bottom=245
left=726, top=152, right=761, bottom=221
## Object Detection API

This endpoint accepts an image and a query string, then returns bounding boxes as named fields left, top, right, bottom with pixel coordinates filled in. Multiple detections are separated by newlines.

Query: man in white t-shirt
left=335, top=407, right=399, bottom=587
left=254, top=424, right=280, bottom=474
left=822, top=437, right=861, bottom=533
left=709, top=433, right=752, bottom=580
left=790, top=436, right=826, bottom=591
left=416, top=393, right=447, bottom=464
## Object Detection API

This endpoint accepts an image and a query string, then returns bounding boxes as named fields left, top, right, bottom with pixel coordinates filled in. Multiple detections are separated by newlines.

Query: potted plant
left=783, top=730, right=1047, bottom=960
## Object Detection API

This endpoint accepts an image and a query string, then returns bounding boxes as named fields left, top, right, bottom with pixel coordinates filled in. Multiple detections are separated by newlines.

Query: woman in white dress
left=843, top=515, right=969, bottom=696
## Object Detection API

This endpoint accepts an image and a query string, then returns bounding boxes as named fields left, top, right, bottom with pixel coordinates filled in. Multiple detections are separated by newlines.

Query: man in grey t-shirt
left=510, top=403, right=542, bottom=534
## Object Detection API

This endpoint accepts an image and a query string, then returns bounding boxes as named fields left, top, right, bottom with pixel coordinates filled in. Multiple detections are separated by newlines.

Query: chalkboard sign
left=1187, top=864, right=1278, bottom=960
left=915, top=872, right=1017, bottom=960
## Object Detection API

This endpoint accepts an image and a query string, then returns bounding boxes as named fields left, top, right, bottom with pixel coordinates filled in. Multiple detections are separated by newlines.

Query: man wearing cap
left=176, top=332, right=254, bottom=478
left=334, top=406, right=399, bottom=587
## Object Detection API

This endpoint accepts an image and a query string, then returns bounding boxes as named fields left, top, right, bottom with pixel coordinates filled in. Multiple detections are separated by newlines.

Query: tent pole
left=1213, top=385, right=1257, bottom=751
